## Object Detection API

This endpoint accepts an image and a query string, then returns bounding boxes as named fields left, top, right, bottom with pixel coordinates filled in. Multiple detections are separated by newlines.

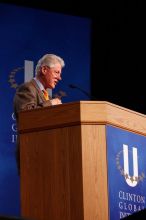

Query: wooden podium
left=18, top=101, right=146, bottom=220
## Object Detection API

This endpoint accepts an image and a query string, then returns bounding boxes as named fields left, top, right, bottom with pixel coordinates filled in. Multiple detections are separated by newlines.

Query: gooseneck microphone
left=69, top=84, right=96, bottom=100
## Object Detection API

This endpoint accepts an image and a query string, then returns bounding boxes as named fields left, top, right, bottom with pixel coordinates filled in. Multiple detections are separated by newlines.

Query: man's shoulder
left=17, top=79, right=36, bottom=90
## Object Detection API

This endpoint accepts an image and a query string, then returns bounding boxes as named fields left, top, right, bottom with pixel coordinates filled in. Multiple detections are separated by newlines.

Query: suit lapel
left=30, top=79, right=47, bottom=102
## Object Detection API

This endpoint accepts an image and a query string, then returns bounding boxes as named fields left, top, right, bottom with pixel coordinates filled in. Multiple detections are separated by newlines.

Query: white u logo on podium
left=123, top=144, right=138, bottom=187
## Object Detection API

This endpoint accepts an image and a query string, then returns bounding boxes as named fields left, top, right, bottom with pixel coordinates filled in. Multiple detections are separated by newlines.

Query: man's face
left=41, top=63, right=62, bottom=89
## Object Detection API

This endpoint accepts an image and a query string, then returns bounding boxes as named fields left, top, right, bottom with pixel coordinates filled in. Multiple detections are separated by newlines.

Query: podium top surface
left=18, top=101, right=146, bottom=136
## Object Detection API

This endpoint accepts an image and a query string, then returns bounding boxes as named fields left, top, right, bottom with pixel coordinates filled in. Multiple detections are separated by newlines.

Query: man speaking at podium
left=13, top=53, right=65, bottom=174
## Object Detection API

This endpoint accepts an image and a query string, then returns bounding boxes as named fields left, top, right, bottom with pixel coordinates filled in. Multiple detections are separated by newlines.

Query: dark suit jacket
left=13, top=78, right=51, bottom=120
left=13, top=79, right=52, bottom=174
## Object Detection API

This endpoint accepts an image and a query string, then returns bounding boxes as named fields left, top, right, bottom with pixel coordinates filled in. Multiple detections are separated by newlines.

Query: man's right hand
left=50, top=98, right=62, bottom=105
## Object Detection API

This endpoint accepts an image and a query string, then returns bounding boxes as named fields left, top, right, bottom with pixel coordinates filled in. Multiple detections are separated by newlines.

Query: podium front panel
left=107, top=125, right=146, bottom=219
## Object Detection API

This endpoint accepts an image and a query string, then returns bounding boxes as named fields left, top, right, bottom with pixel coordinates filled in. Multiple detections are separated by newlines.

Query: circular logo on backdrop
left=8, top=67, right=24, bottom=89
left=8, top=66, right=67, bottom=99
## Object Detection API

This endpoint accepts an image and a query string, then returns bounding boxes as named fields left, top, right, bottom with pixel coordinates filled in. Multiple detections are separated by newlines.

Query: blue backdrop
left=0, top=3, right=91, bottom=216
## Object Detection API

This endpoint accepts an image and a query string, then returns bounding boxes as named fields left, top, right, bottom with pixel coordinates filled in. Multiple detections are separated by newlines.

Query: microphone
left=69, top=84, right=96, bottom=100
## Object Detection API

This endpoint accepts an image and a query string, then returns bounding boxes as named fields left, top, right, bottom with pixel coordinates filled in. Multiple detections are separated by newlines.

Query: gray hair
left=35, top=54, right=65, bottom=76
